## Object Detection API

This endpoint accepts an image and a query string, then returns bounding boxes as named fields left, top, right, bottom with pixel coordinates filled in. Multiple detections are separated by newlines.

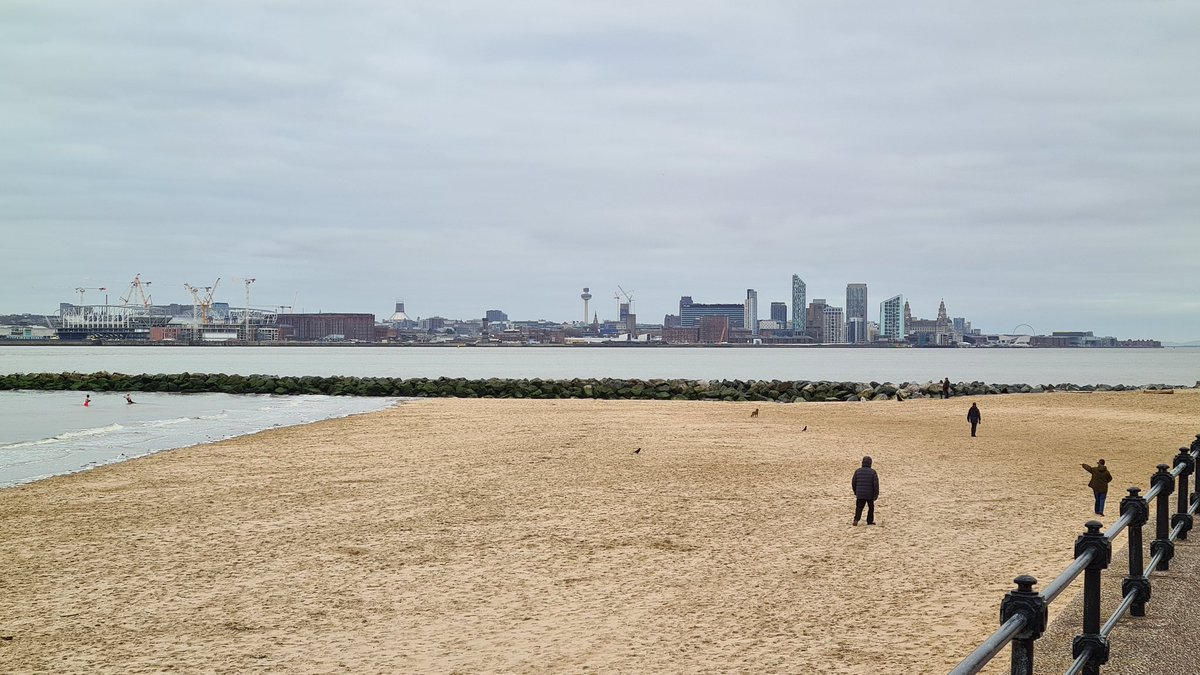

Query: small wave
left=56, top=423, right=124, bottom=439
left=0, top=423, right=124, bottom=451
left=138, top=417, right=194, bottom=429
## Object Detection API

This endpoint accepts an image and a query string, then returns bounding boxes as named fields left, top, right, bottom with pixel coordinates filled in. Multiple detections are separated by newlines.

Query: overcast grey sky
left=3, top=1, right=1198, bottom=340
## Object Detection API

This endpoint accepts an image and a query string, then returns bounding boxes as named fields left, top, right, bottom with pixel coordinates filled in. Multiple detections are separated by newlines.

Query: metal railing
left=950, top=434, right=1200, bottom=675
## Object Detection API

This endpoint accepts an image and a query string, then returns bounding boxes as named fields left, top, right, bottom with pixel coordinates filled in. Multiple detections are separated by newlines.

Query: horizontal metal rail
left=949, top=442, right=1200, bottom=675
left=948, top=614, right=1027, bottom=675
left=1143, top=480, right=1164, bottom=502
left=1147, top=549, right=1167, bottom=577
left=1041, top=549, right=1095, bottom=604
left=1101, top=590, right=1139, bottom=638
left=1103, top=509, right=1135, bottom=541
left=1064, top=647, right=1092, bottom=675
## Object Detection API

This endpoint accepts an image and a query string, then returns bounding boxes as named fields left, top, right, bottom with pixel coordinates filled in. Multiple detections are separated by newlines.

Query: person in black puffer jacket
left=852, top=456, right=880, bottom=526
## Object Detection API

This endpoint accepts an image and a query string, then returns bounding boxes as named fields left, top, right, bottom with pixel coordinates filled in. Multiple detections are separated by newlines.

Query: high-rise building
left=770, top=302, right=788, bottom=324
left=791, top=275, right=806, bottom=333
left=745, top=289, right=759, bottom=336
left=823, top=306, right=846, bottom=344
left=846, top=283, right=868, bottom=344
left=880, top=295, right=905, bottom=341
left=679, top=296, right=745, bottom=328
left=847, top=317, right=866, bottom=344
left=806, top=298, right=828, bottom=343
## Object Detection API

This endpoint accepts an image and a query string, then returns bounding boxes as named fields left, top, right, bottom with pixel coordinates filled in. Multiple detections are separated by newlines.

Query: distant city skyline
left=4, top=3, right=1199, bottom=341
left=0, top=272, right=1166, bottom=341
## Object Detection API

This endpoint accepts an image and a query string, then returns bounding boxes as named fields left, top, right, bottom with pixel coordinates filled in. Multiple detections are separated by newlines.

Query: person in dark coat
left=942, top=378, right=951, bottom=399
left=1082, top=459, right=1113, bottom=516
left=967, top=402, right=981, bottom=437
left=851, top=456, right=880, bottom=526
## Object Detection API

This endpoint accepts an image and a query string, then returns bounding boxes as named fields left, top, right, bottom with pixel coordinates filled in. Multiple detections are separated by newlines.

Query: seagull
left=633, top=448, right=641, bottom=454
left=802, top=426, right=807, bottom=431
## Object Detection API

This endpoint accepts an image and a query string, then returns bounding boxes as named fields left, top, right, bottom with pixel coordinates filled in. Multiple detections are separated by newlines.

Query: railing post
left=1151, top=464, right=1175, bottom=571
left=1120, top=487, right=1151, bottom=617
left=1193, top=439, right=1200, bottom=506
left=1174, top=448, right=1195, bottom=540
left=1072, top=521, right=1112, bottom=675
left=1000, top=575, right=1046, bottom=675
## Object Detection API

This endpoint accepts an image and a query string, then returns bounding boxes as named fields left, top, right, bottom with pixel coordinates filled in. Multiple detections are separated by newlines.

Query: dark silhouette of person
left=942, top=378, right=951, bottom=399
left=851, top=456, right=880, bottom=526
left=967, top=402, right=981, bottom=437
left=1082, top=459, right=1113, bottom=516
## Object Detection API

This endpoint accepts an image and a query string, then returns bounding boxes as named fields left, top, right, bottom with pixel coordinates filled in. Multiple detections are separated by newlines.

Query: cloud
left=2, top=1, right=1199, bottom=339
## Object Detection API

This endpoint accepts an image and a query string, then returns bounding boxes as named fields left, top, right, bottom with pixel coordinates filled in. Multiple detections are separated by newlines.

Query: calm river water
left=2, top=345, right=1198, bottom=385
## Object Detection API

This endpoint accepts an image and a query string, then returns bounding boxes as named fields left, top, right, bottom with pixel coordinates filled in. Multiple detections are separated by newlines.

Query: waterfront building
left=697, top=315, right=731, bottom=343
left=846, top=283, right=868, bottom=343
left=484, top=309, right=508, bottom=323
left=770, top=302, right=787, bottom=324
left=879, top=295, right=905, bottom=341
left=907, top=300, right=956, bottom=345
left=679, top=296, right=745, bottom=328
left=823, top=306, right=846, bottom=344
left=847, top=317, right=865, bottom=344
left=278, top=313, right=375, bottom=342
left=661, top=326, right=699, bottom=344
left=745, top=289, right=759, bottom=336
left=806, top=298, right=828, bottom=343
left=791, top=275, right=806, bottom=333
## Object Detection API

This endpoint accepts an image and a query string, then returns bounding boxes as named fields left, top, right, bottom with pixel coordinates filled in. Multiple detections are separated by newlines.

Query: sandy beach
left=2, top=390, right=1197, bottom=673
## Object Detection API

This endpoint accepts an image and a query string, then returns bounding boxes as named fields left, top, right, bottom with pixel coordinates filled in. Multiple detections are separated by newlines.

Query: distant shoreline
left=0, top=340, right=1178, bottom=349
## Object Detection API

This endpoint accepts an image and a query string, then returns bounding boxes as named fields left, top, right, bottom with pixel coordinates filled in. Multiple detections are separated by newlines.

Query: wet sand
left=2, top=390, right=1197, bottom=673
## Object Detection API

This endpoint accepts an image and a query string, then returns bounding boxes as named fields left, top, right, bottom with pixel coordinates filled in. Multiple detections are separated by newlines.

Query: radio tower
left=580, top=287, right=592, bottom=324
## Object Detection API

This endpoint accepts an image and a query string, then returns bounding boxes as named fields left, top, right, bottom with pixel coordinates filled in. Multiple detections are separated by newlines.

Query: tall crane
left=119, top=274, right=153, bottom=309
left=184, top=278, right=221, bottom=327
left=617, top=285, right=635, bottom=316
left=75, top=286, right=107, bottom=306
left=243, top=278, right=255, bottom=340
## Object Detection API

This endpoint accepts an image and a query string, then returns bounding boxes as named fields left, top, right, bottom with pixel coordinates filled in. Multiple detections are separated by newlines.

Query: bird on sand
left=802, top=426, right=807, bottom=431
left=633, top=448, right=641, bottom=454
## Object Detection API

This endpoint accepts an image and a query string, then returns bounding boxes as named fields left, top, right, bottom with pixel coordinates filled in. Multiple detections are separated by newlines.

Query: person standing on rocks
left=851, top=456, right=879, bottom=526
left=1082, top=459, right=1113, bottom=516
left=967, top=402, right=981, bottom=437
left=942, top=378, right=951, bottom=399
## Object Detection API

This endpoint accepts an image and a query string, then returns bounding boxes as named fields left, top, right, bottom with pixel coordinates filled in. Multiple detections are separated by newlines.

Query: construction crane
left=119, top=274, right=153, bottom=309
left=75, top=286, right=107, bottom=306
left=183, top=278, right=221, bottom=327
left=617, top=285, right=635, bottom=316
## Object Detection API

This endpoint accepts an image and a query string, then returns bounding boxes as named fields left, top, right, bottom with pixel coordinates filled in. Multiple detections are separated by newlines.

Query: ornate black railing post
left=1151, top=464, right=1175, bottom=571
left=1193, top=437, right=1200, bottom=505
left=1072, top=521, right=1112, bottom=675
left=1173, top=448, right=1195, bottom=541
left=1000, top=575, right=1047, bottom=675
left=1119, top=487, right=1151, bottom=616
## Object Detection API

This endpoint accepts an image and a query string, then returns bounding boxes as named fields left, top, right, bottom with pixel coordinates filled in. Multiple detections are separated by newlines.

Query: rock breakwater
left=0, top=372, right=1192, bottom=402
